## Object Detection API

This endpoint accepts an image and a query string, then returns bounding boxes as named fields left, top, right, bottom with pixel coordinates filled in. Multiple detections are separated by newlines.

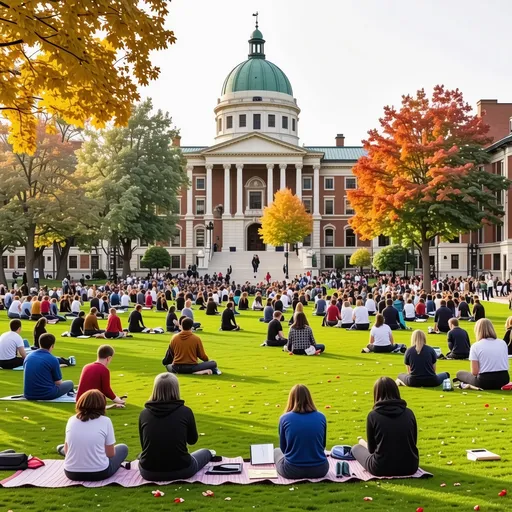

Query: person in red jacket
left=105, top=308, right=129, bottom=339
left=323, top=299, right=341, bottom=327
left=76, top=345, right=125, bottom=406
left=414, top=298, right=428, bottom=320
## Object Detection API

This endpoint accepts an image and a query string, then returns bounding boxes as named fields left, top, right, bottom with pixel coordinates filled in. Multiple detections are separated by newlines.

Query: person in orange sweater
left=164, top=318, right=220, bottom=375
left=84, top=308, right=105, bottom=336
left=105, top=309, right=129, bottom=339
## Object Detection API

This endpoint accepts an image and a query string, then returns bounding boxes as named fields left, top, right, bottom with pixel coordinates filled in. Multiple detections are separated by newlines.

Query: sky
left=141, top=0, right=512, bottom=148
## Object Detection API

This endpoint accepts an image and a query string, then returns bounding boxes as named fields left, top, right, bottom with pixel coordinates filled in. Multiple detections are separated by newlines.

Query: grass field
left=0, top=300, right=511, bottom=512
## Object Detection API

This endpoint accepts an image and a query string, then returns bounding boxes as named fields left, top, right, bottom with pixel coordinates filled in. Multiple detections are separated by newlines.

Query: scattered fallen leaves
left=174, top=497, right=185, bottom=503
left=454, top=483, right=461, bottom=487
left=498, top=489, right=507, bottom=497
left=202, top=490, right=214, bottom=497
left=224, top=497, right=232, bottom=501
left=474, top=506, right=480, bottom=511
left=325, top=405, right=331, bottom=409
left=152, top=490, right=165, bottom=498
left=484, top=404, right=489, bottom=408
left=440, top=483, right=446, bottom=487
left=416, top=508, right=424, bottom=512
left=363, top=497, right=373, bottom=501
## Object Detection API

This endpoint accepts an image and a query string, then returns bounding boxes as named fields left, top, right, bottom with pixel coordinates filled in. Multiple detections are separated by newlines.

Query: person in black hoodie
left=138, top=373, right=214, bottom=481
left=351, top=376, right=419, bottom=477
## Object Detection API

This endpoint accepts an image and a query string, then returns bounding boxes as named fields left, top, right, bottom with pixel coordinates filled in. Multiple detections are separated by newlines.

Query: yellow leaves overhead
left=259, top=188, right=312, bottom=247
left=1, top=1, right=176, bottom=154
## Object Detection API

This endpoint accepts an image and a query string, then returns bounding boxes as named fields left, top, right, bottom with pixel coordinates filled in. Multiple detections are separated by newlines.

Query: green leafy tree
left=349, top=248, right=372, bottom=273
left=372, top=245, right=407, bottom=278
left=77, top=99, right=187, bottom=277
left=140, top=246, right=171, bottom=274
left=334, top=255, right=344, bottom=270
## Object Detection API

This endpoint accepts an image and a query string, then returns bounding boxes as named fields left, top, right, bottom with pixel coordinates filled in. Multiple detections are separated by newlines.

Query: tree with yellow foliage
left=1, top=1, right=176, bottom=154
left=259, top=188, right=312, bottom=277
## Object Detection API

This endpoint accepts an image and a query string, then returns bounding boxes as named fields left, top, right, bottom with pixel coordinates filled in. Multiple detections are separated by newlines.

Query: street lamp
left=206, top=221, right=214, bottom=256
left=284, top=243, right=289, bottom=280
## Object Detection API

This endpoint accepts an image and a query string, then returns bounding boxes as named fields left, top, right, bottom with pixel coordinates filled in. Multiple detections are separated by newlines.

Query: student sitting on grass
left=403, top=299, right=416, bottom=322
left=274, top=384, right=329, bottom=479
left=365, top=293, right=377, bottom=316
left=7, top=295, right=22, bottom=319
left=181, top=299, right=201, bottom=331
left=503, top=316, right=512, bottom=356
left=313, top=294, right=327, bottom=316
left=382, top=299, right=401, bottom=330
left=433, top=300, right=452, bottom=333
left=165, top=318, right=220, bottom=375
left=138, top=373, right=215, bottom=481
left=262, top=311, right=287, bottom=347
left=76, top=345, right=126, bottom=405
left=20, top=297, right=32, bottom=320
left=220, top=302, right=240, bottom=331
left=351, top=300, right=370, bottom=330
left=414, top=298, right=429, bottom=320
left=128, top=304, right=146, bottom=333
left=340, top=301, right=354, bottom=328
left=0, top=319, right=26, bottom=369
left=472, top=297, right=485, bottom=321
left=286, top=312, right=325, bottom=355
left=323, top=299, right=341, bottom=327
left=396, top=330, right=450, bottom=387
left=23, top=333, right=74, bottom=400
left=351, top=377, right=419, bottom=477
left=446, top=318, right=471, bottom=359
left=166, top=306, right=180, bottom=332
left=205, top=297, right=220, bottom=316
left=58, top=389, right=129, bottom=481
left=362, top=314, right=400, bottom=353
left=252, top=294, right=264, bottom=311
left=457, top=298, right=472, bottom=320
left=84, top=308, right=105, bottom=336
left=238, top=292, right=249, bottom=311
left=455, top=318, right=509, bottom=390
left=289, top=302, right=304, bottom=326
left=70, top=311, right=86, bottom=337
left=104, top=308, right=129, bottom=339
left=260, top=298, right=274, bottom=323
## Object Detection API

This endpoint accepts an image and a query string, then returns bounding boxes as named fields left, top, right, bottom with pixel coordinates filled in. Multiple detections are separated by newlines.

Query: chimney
left=335, top=133, right=345, bottom=147
left=172, top=135, right=181, bottom=147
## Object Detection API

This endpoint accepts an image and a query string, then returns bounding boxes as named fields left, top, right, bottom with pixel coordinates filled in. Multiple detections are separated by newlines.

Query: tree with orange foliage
left=348, top=86, right=509, bottom=284
left=259, top=188, right=312, bottom=277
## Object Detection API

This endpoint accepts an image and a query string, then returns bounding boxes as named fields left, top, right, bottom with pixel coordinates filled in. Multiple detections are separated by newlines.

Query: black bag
left=0, top=453, right=28, bottom=470
left=162, top=347, right=173, bottom=366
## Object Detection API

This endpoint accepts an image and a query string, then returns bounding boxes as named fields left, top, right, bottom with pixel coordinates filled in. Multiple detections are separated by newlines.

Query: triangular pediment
left=201, top=133, right=308, bottom=156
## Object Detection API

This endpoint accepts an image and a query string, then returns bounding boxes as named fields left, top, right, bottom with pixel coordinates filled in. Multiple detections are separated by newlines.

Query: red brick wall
left=79, top=255, right=90, bottom=269
left=509, top=156, right=512, bottom=237
left=477, top=100, right=512, bottom=144
left=211, top=165, right=224, bottom=214
left=484, top=254, right=491, bottom=269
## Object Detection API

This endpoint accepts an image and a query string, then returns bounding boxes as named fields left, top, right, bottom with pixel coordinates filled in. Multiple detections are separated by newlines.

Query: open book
left=250, top=444, right=274, bottom=465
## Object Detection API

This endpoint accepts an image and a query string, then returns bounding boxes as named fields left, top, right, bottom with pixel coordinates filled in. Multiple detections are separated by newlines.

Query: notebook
left=466, top=449, right=501, bottom=461
left=248, top=469, right=278, bottom=479
left=250, top=444, right=274, bottom=465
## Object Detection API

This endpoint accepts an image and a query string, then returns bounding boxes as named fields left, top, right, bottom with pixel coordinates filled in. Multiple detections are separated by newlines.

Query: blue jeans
left=397, top=372, right=449, bottom=387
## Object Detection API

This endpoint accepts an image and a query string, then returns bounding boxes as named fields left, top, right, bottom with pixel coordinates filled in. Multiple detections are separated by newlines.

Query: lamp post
left=284, top=243, right=289, bottom=280
left=206, top=221, right=214, bottom=258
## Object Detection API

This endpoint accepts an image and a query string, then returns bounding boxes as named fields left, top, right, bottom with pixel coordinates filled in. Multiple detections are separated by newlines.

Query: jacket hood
left=373, top=398, right=407, bottom=417
left=145, top=399, right=185, bottom=417
left=178, top=330, right=194, bottom=340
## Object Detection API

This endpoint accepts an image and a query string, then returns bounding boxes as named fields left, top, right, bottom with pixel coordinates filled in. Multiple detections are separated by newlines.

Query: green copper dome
left=221, top=27, right=293, bottom=96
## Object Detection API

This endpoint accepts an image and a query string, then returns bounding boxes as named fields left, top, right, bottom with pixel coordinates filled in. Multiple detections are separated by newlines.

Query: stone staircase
left=206, top=250, right=305, bottom=284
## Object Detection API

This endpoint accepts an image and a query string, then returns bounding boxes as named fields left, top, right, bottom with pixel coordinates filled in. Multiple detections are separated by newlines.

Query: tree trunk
left=0, top=246, right=7, bottom=286
left=54, top=240, right=72, bottom=280
left=37, top=250, right=45, bottom=280
left=421, top=238, right=431, bottom=291
left=25, top=225, right=37, bottom=288
left=121, top=240, right=132, bottom=278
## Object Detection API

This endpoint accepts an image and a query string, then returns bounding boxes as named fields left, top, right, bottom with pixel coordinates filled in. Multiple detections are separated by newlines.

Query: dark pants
left=65, top=444, right=129, bottom=481
left=292, top=344, right=325, bottom=355
left=25, top=380, right=74, bottom=400
left=446, top=351, right=469, bottom=360
left=354, top=323, right=370, bottom=330
left=456, top=370, right=510, bottom=390
left=168, top=361, right=217, bottom=374
left=139, top=449, right=212, bottom=482
left=0, top=357, right=24, bottom=369
left=323, top=320, right=338, bottom=327
left=351, top=444, right=418, bottom=477
left=341, top=322, right=353, bottom=329
left=397, top=372, right=449, bottom=387
left=267, top=337, right=287, bottom=347
left=274, top=448, right=329, bottom=479
left=84, top=329, right=105, bottom=336
left=221, top=325, right=239, bottom=331
left=368, top=344, right=396, bottom=353
left=105, top=331, right=121, bottom=339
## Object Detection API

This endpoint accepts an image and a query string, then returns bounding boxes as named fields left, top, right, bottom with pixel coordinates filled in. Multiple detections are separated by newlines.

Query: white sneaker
left=209, top=450, right=217, bottom=458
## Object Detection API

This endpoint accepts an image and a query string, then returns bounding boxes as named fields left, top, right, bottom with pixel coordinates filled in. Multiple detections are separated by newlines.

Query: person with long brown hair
left=286, top=312, right=325, bottom=354
left=351, top=377, right=419, bottom=477
left=274, top=384, right=329, bottom=479
left=59, top=389, right=128, bottom=481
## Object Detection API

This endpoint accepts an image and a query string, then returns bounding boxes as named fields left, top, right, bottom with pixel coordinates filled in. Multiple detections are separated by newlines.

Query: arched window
left=345, top=228, right=356, bottom=247
left=325, top=228, right=334, bottom=247
left=195, top=227, right=205, bottom=247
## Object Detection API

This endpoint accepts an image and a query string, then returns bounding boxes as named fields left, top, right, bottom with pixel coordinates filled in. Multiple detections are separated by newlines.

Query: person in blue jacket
left=274, top=384, right=329, bottom=479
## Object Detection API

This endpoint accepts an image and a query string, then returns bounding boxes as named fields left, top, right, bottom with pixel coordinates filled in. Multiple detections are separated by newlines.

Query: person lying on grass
left=23, top=333, right=75, bottom=400
left=396, top=330, right=450, bottom=388
left=57, top=389, right=129, bottom=482
left=138, top=373, right=215, bottom=482
left=285, top=312, right=325, bottom=355
left=76, top=344, right=126, bottom=406
left=455, top=318, right=509, bottom=390
left=165, top=317, right=221, bottom=375
left=274, top=384, right=329, bottom=479
left=351, top=376, right=419, bottom=477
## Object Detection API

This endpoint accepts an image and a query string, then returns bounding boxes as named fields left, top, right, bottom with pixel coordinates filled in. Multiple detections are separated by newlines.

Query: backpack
left=330, top=445, right=355, bottom=461
left=0, top=453, right=28, bottom=471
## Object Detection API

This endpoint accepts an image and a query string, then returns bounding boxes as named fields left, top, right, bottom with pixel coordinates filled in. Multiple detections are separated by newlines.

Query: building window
left=226, top=116, right=233, bottom=129
left=324, top=177, right=334, bottom=190
left=451, top=254, right=459, bottom=269
left=249, top=191, right=263, bottom=210
left=303, top=198, right=312, bottom=213
left=292, top=118, right=296, bottom=132
left=69, top=255, right=78, bottom=269
left=195, top=198, right=205, bottom=215
left=195, top=228, right=205, bottom=247
left=196, top=177, right=205, bottom=190
left=478, top=227, right=484, bottom=244
left=303, top=234, right=311, bottom=247
left=325, top=255, right=334, bottom=268
left=345, top=177, right=357, bottom=189
left=378, top=235, right=390, bottom=247
left=239, top=114, right=247, bottom=128
left=91, top=255, right=99, bottom=271
left=324, top=199, right=334, bottom=215
left=171, top=232, right=181, bottom=247
left=344, top=198, right=354, bottom=215
left=345, top=255, right=353, bottom=268
left=496, top=224, right=503, bottom=242
left=430, top=237, right=436, bottom=247
left=325, top=228, right=334, bottom=247
left=268, top=114, right=275, bottom=128
left=478, top=254, right=483, bottom=270
left=17, top=256, right=25, bottom=269
left=2, top=256, right=7, bottom=269
left=449, top=236, right=460, bottom=243
left=345, top=228, right=356, bottom=247
left=493, top=253, right=501, bottom=270
left=282, top=116, right=288, bottom=129
left=218, top=118, right=222, bottom=132
left=253, top=114, right=261, bottom=130
left=303, top=176, right=312, bottom=190
left=171, top=255, right=181, bottom=269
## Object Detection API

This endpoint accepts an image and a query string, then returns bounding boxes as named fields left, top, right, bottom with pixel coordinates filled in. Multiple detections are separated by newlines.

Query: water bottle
left=442, top=378, right=453, bottom=392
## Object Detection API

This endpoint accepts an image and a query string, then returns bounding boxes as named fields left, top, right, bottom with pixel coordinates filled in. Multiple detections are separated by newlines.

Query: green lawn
left=0, top=301, right=511, bottom=511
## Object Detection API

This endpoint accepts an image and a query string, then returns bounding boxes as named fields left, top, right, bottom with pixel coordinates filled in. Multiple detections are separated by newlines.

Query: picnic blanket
left=0, top=394, right=76, bottom=403
left=0, top=366, right=23, bottom=371
left=0, top=457, right=432, bottom=488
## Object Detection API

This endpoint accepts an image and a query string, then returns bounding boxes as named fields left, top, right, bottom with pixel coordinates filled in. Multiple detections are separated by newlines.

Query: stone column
left=205, top=164, right=213, bottom=218
left=185, top=165, right=194, bottom=266
left=279, top=163, right=287, bottom=190
left=313, top=164, right=320, bottom=215
left=236, top=164, right=244, bottom=216
left=223, top=164, right=231, bottom=216
left=295, top=164, right=303, bottom=200
left=267, top=164, right=274, bottom=206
